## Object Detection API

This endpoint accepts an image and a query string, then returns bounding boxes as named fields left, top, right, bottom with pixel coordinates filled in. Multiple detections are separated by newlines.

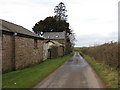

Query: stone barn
left=43, top=40, right=64, bottom=60
left=0, top=19, right=44, bottom=73
left=43, top=32, right=67, bottom=55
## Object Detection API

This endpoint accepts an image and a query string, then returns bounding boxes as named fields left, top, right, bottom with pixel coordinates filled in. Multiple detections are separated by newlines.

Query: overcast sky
left=0, top=0, right=119, bottom=47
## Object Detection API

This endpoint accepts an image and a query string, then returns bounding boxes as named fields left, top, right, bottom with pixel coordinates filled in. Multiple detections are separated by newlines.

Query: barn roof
left=0, top=19, right=42, bottom=38
left=44, top=40, right=63, bottom=49
left=50, top=40, right=63, bottom=47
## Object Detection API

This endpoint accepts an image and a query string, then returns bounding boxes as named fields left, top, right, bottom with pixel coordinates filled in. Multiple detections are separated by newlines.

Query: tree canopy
left=32, top=2, right=76, bottom=47
left=32, top=16, right=71, bottom=35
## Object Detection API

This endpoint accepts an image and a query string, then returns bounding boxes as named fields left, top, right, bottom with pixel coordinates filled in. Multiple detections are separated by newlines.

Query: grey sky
left=0, top=0, right=119, bottom=47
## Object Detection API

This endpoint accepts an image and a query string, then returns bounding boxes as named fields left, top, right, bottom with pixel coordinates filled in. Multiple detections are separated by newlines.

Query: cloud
left=0, top=0, right=55, bottom=30
left=75, top=31, right=118, bottom=47
left=0, top=0, right=119, bottom=47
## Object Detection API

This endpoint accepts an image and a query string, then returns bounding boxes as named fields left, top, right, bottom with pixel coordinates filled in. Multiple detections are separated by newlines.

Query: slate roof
left=0, top=19, right=41, bottom=38
left=44, top=40, right=63, bottom=47
left=44, top=40, right=63, bottom=49
left=43, top=32, right=65, bottom=39
left=50, top=40, right=63, bottom=47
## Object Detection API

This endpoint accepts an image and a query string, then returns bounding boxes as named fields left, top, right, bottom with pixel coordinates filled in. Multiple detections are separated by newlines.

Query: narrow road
left=33, top=52, right=104, bottom=88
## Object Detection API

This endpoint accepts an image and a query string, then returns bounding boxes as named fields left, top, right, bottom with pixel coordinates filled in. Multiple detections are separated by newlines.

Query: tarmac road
left=33, top=52, right=104, bottom=88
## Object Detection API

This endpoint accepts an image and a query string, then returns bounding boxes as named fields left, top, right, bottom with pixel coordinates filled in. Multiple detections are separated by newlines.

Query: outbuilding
left=0, top=19, right=44, bottom=73
left=43, top=40, right=64, bottom=61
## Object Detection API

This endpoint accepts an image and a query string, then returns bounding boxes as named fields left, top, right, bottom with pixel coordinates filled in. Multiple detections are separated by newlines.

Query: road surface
left=33, top=52, right=104, bottom=88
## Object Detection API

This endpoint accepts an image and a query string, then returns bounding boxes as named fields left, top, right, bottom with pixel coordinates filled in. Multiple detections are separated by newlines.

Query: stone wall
left=2, top=33, right=43, bottom=73
left=2, top=34, right=14, bottom=73
left=50, top=39, right=66, bottom=55
left=15, top=36, right=43, bottom=70
left=58, top=46, right=64, bottom=57
left=50, top=46, right=58, bottom=59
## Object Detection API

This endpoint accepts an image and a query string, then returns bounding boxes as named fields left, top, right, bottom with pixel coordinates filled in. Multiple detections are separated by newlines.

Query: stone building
left=43, top=40, right=64, bottom=60
left=43, top=32, right=67, bottom=54
left=0, top=19, right=44, bottom=73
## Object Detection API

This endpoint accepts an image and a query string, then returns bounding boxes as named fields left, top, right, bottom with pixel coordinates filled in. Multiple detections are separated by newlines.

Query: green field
left=74, top=47, right=88, bottom=51
left=3, top=53, right=73, bottom=88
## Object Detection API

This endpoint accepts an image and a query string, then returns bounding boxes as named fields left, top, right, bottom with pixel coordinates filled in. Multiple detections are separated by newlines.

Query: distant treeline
left=80, top=42, right=118, bottom=68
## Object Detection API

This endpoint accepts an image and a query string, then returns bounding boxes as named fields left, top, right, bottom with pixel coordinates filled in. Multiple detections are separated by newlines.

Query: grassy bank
left=80, top=52, right=118, bottom=88
left=3, top=53, right=73, bottom=88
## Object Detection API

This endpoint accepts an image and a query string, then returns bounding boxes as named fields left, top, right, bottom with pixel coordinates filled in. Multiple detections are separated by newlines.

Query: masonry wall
left=2, top=33, right=43, bottom=73
left=15, top=36, right=43, bottom=70
left=50, top=39, right=66, bottom=55
left=2, top=34, right=14, bottom=73
left=58, top=46, right=64, bottom=57
left=49, top=46, right=58, bottom=59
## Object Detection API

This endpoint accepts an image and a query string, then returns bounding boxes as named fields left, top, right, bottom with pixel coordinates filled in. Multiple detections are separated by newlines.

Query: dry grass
left=78, top=42, right=119, bottom=88
left=80, top=42, right=118, bottom=67
left=81, top=54, right=118, bottom=88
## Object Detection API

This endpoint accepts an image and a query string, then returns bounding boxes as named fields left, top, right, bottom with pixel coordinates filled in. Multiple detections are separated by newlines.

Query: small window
left=34, top=39, right=37, bottom=49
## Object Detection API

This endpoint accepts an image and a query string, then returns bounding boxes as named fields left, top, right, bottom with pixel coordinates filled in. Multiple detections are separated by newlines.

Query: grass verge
left=80, top=52, right=118, bottom=88
left=3, top=53, right=73, bottom=88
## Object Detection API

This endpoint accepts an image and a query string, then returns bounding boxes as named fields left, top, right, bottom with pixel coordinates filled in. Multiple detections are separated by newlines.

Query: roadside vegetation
left=3, top=53, right=73, bottom=88
left=80, top=53, right=118, bottom=88
left=80, top=42, right=118, bottom=67
left=75, top=42, right=118, bottom=88
left=73, top=47, right=81, bottom=51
